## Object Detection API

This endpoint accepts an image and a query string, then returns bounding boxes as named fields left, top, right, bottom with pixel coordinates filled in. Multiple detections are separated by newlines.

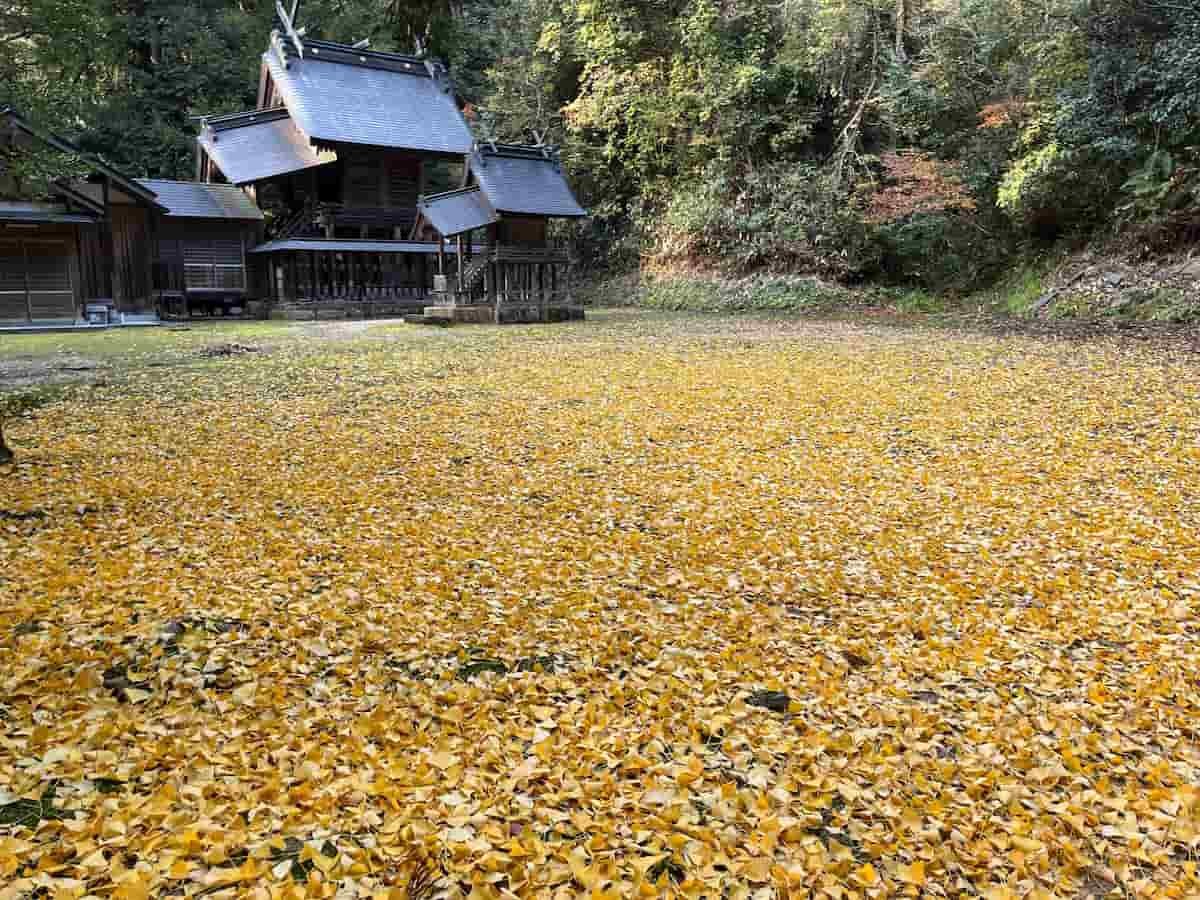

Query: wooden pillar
left=538, top=263, right=546, bottom=322
left=456, top=236, right=464, bottom=304
left=497, top=262, right=507, bottom=324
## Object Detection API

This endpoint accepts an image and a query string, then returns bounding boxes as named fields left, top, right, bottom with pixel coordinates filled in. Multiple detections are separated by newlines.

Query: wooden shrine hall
left=196, top=2, right=588, bottom=322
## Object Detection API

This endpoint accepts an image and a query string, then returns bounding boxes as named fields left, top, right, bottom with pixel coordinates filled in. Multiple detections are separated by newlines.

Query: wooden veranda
left=250, top=235, right=579, bottom=322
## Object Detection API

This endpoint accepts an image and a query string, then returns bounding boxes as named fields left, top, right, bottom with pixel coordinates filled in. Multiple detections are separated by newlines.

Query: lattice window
left=183, top=239, right=245, bottom=290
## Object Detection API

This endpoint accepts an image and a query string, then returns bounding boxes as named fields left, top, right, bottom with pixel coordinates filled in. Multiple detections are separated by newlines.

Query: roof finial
left=276, top=0, right=306, bottom=59
left=412, top=22, right=431, bottom=58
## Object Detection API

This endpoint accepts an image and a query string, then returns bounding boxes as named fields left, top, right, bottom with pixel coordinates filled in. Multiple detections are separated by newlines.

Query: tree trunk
left=895, top=0, right=908, bottom=62
left=831, top=20, right=881, bottom=197
left=0, top=422, right=12, bottom=464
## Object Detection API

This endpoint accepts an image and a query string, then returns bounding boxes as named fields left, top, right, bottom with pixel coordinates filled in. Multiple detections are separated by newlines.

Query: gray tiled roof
left=199, top=109, right=335, bottom=185
left=418, top=187, right=496, bottom=237
left=265, top=48, right=474, bottom=154
left=137, top=180, right=264, bottom=220
left=472, top=145, right=587, bottom=218
left=250, top=238, right=449, bottom=254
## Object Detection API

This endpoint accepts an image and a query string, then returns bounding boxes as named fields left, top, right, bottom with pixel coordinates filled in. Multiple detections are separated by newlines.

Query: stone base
left=548, top=305, right=586, bottom=322
left=421, top=304, right=587, bottom=324
left=269, top=299, right=429, bottom=321
left=404, top=314, right=454, bottom=327
left=423, top=305, right=494, bottom=324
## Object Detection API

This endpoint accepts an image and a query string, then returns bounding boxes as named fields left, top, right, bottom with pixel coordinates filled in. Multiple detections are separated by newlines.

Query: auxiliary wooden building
left=1, top=106, right=165, bottom=326
left=1, top=108, right=265, bottom=326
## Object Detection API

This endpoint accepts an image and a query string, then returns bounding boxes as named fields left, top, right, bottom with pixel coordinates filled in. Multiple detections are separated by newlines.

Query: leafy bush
left=869, top=211, right=1009, bottom=293
left=639, top=273, right=867, bottom=312
left=652, top=162, right=880, bottom=281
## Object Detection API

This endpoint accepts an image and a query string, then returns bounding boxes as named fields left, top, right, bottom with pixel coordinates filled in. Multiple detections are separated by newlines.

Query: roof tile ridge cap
left=209, top=107, right=290, bottom=129
left=141, top=177, right=244, bottom=189
left=305, top=38, right=422, bottom=61
left=420, top=184, right=484, bottom=203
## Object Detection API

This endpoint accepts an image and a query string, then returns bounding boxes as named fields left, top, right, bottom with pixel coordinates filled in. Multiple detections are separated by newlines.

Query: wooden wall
left=75, top=223, right=110, bottom=301
left=110, top=204, right=154, bottom=310
left=153, top=218, right=264, bottom=297
left=340, top=149, right=422, bottom=209
left=501, top=217, right=548, bottom=244
left=0, top=223, right=84, bottom=322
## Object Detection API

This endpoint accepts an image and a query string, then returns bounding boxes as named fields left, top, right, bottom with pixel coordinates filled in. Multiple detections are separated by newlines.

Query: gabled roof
left=263, top=37, right=474, bottom=155
left=137, top=179, right=264, bottom=220
left=51, top=180, right=106, bottom=216
left=417, top=186, right=497, bottom=237
left=471, top=143, right=587, bottom=218
left=1, top=107, right=166, bottom=212
left=250, top=238, right=472, bottom=254
left=198, top=108, right=335, bottom=185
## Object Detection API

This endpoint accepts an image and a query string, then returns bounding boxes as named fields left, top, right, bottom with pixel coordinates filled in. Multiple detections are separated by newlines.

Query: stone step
left=403, top=314, right=454, bottom=326
left=420, top=304, right=587, bottom=324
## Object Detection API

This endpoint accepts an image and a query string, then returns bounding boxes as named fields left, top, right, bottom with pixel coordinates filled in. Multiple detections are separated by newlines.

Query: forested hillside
left=3, top=0, right=1198, bottom=293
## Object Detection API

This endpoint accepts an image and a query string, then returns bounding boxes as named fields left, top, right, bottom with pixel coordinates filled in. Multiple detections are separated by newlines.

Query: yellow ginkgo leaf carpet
left=2, top=312, right=1198, bottom=899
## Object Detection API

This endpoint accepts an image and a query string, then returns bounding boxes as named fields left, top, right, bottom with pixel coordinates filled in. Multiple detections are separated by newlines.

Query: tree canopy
left=3, top=0, right=1197, bottom=288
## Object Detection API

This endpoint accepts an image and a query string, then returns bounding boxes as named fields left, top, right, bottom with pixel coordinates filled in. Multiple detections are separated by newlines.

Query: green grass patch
left=637, top=274, right=866, bottom=312
left=1105, top=287, right=1199, bottom=323
left=971, top=263, right=1050, bottom=316
left=2, top=321, right=292, bottom=362
left=885, top=289, right=948, bottom=315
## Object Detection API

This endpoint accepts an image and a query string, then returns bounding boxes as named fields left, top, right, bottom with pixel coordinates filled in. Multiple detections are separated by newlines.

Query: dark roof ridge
left=274, top=35, right=439, bottom=80
left=478, top=141, right=557, bottom=158
left=303, top=39, right=425, bottom=66
left=138, top=177, right=247, bottom=186
left=205, top=107, right=291, bottom=132
left=421, top=184, right=484, bottom=202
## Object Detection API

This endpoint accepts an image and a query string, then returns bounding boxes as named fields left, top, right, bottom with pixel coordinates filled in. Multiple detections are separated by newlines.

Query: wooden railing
left=276, top=199, right=320, bottom=239
left=330, top=205, right=417, bottom=234
left=490, top=241, right=570, bottom=263
left=272, top=202, right=420, bottom=241
left=284, top=251, right=431, bottom=302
